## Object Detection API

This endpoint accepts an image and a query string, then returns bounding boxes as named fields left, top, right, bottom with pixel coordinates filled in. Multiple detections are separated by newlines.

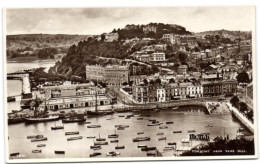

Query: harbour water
left=6, top=60, right=251, bottom=159
left=8, top=109, right=250, bottom=158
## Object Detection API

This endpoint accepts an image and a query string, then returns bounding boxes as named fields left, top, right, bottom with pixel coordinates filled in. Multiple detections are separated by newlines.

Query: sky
left=5, top=6, right=255, bottom=35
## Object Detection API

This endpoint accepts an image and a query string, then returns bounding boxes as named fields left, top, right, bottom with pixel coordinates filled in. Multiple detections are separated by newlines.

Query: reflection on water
left=8, top=108, right=250, bottom=159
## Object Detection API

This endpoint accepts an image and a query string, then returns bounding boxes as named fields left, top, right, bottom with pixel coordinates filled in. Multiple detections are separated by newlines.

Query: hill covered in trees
left=115, top=23, right=192, bottom=40
left=54, top=38, right=131, bottom=77
left=53, top=22, right=192, bottom=78
left=6, top=34, right=92, bottom=59
left=195, top=29, right=252, bottom=40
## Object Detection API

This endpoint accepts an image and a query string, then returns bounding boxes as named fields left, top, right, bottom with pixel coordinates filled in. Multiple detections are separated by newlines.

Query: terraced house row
left=132, top=80, right=237, bottom=103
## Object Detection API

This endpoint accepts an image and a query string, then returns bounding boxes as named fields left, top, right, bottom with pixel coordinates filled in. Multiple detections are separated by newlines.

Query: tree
left=149, top=79, right=155, bottom=85
left=169, top=78, right=175, bottom=83
left=143, top=79, right=148, bottom=86
left=239, top=102, right=248, bottom=113
left=101, top=34, right=106, bottom=41
left=230, top=96, right=239, bottom=108
left=236, top=72, right=250, bottom=83
left=155, top=78, right=161, bottom=85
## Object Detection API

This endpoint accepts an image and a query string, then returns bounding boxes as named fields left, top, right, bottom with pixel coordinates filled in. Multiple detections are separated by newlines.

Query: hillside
left=195, top=29, right=252, bottom=40
left=52, top=22, right=192, bottom=78
left=7, top=34, right=91, bottom=50
left=116, top=23, right=192, bottom=40
left=6, top=34, right=92, bottom=59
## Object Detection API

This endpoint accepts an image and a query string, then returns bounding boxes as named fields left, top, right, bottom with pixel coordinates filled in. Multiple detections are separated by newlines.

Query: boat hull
left=25, top=116, right=59, bottom=123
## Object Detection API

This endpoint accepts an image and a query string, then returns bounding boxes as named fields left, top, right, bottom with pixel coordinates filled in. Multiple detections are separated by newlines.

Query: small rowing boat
left=37, top=144, right=46, bottom=147
left=87, top=125, right=101, bottom=128
left=67, top=136, right=82, bottom=141
left=115, top=145, right=125, bottom=149
left=89, top=152, right=101, bottom=157
left=159, top=126, right=168, bottom=129
left=137, top=132, right=144, bottom=135
left=65, top=131, right=79, bottom=135
left=55, top=150, right=65, bottom=154
left=158, top=137, right=167, bottom=141
left=156, top=132, right=164, bottom=136
left=132, top=137, right=150, bottom=142
left=32, top=150, right=41, bottom=153
left=110, top=139, right=119, bottom=143
left=31, top=137, right=47, bottom=142
left=166, top=121, right=174, bottom=124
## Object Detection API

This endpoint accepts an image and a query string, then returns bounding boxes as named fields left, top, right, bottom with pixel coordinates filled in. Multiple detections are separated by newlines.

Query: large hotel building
left=86, top=65, right=129, bottom=86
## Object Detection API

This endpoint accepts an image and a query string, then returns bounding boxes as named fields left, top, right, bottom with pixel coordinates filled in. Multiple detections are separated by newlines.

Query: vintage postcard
left=3, top=6, right=257, bottom=163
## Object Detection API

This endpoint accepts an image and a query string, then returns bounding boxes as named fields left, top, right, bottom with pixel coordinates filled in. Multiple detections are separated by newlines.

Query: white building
left=157, top=87, right=166, bottom=102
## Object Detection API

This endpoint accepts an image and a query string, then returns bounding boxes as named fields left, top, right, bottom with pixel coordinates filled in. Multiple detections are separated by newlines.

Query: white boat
left=106, top=151, right=120, bottom=156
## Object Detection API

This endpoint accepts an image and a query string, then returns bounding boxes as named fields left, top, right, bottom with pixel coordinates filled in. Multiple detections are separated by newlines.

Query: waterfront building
left=169, top=83, right=181, bottom=100
left=86, top=65, right=129, bottom=86
left=157, top=86, right=166, bottom=102
left=45, top=95, right=112, bottom=110
left=105, top=65, right=129, bottom=86
left=86, top=65, right=105, bottom=81
left=132, top=85, right=149, bottom=103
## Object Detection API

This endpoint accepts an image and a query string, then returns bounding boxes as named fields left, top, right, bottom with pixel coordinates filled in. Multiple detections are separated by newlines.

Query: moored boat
left=168, top=142, right=176, bottom=146
left=163, top=146, right=175, bottom=151
left=84, top=121, right=91, bottom=124
left=55, top=150, right=65, bottom=154
left=10, top=152, right=19, bottom=157
left=90, top=145, right=101, bottom=149
left=147, top=122, right=162, bottom=126
left=173, top=131, right=182, bottom=133
left=141, top=147, right=156, bottom=151
left=166, top=121, right=174, bottom=124
left=132, top=137, right=150, bottom=142
left=7, top=96, right=16, bottom=102
left=159, top=126, right=168, bottom=129
left=137, top=144, right=147, bottom=148
left=137, top=117, right=143, bottom=120
left=156, top=132, right=164, bottom=136
left=31, top=137, right=47, bottom=142
left=110, top=139, right=119, bottom=143
left=65, top=131, right=79, bottom=135
left=108, top=134, right=119, bottom=138
left=188, top=130, right=196, bottom=133
left=37, top=144, right=46, bottom=147
left=115, top=145, right=125, bottom=149
left=87, top=125, right=101, bottom=128
left=89, top=152, right=101, bottom=157
left=32, top=150, right=41, bottom=153
left=51, top=125, right=64, bottom=130
left=106, top=151, right=120, bottom=156
left=62, top=117, right=86, bottom=123
left=87, top=136, right=96, bottom=139
left=25, top=115, right=59, bottom=123
left=67, top=136, right=82, bottom=141
left=158, top=137, right=167, bottom=141
left=137, top=132, right=144, bottom=135
left=94, top=141, right=108, bottom=145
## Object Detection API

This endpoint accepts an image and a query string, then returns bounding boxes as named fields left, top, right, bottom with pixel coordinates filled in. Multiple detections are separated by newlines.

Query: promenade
left=227, top=103, right=254, bottom=134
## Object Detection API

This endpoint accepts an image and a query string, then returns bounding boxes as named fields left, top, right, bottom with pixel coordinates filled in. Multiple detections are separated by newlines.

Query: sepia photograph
left=3, top=5, right=257, bottom=163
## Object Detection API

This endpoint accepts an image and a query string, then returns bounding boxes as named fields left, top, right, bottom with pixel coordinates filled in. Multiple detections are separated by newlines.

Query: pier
left=227, top=103, right=254, bottom=134
left=7, top=73, right=32, bottom=99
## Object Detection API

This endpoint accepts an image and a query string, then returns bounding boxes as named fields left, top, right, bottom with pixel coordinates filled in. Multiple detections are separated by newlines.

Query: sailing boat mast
left=95, top=77, right=98, bottom=112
